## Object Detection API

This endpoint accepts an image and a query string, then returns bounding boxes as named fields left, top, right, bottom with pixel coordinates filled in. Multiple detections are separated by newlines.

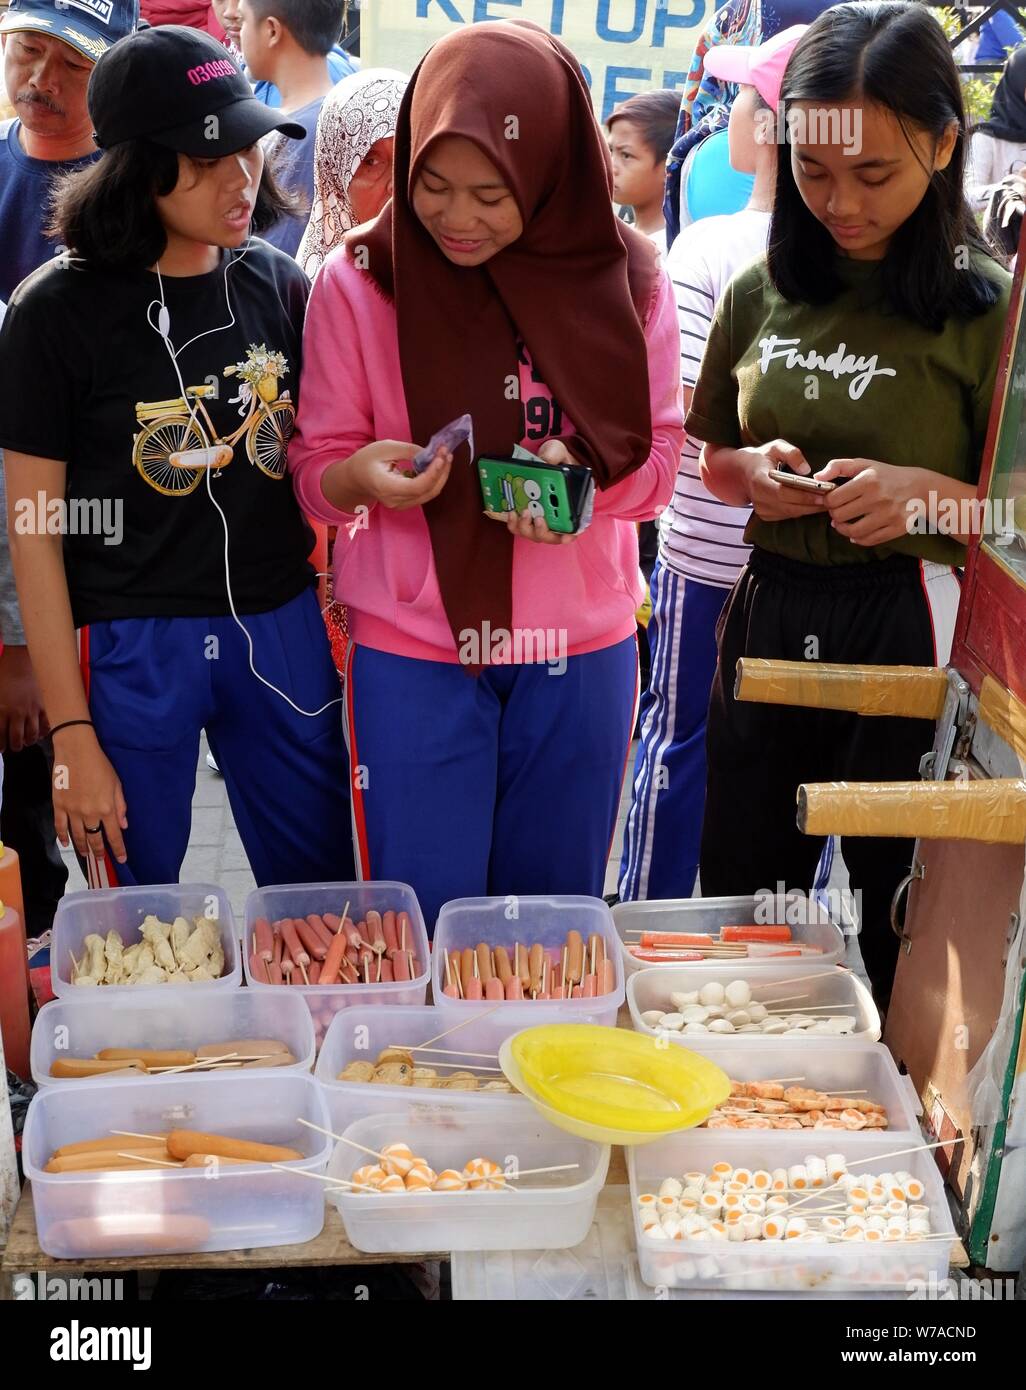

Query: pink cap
left=703, top=24, right=808, bottom=113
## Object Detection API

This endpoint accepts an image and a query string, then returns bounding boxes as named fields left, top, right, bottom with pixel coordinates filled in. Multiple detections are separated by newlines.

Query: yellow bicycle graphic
left=132, top=346, right=294, bottom=497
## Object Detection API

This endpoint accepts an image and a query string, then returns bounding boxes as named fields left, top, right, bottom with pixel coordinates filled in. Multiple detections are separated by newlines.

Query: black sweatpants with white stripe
left=700, top=549, right=960, bottom=1008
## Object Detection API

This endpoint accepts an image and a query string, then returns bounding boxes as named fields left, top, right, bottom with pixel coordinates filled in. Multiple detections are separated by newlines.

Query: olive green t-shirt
left=684, top=252, right=1011, bottom=566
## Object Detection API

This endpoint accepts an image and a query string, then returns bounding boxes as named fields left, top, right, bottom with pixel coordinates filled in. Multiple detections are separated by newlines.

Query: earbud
left=157, top=304, right=171, bottom=338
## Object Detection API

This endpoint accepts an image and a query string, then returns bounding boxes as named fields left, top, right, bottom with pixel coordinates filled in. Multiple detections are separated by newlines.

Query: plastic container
left=612, top=892, right=847, bottom=978
left=628, top=964, right=880, bottom=1042
left=243, top=882, right=430, bottom=1050
left=677, top=1041, right=922, bottom=1134
left=315, top=1005, right=522, bottom=1130
left=31, top=989, right=316, bottom=1087
left=23, top=1072, right=331, bottom=1259
left=629, top=1130, right=955, bottom=1292
left=432, top=896, right=624, bottom=1027
left=328, top=1106, right=609, bottom=1252
left=52, top=883, right=239, bottom=998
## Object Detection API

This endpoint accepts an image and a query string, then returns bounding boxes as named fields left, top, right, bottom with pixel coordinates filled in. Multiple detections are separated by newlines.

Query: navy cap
left=88, top=25, right=305, bottom=157
left=0, top=0, right=139, bottom=64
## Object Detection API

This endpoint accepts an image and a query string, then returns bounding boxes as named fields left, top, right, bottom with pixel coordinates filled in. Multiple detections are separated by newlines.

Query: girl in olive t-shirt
left=687, top=2, right=1011, bottom=1008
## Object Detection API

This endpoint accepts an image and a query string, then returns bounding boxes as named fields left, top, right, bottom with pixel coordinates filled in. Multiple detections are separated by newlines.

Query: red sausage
left=389, top=949, right=411, bottom=982
left=322, top=912, right=341, bottom=933
left=254, top=918, right=274, bottom=963
left=598, top=959, right=616, bottom=995
left=465, top=976, right=483, bottom=1000
left=571, top=985, right=583, bottom=998
left=505, top=976, right=524, bottom=1000
left=382, top=911, right=399, bottom=952
left=344, top=920, right=363, bottom=950
left=308, top=961, right=321, bottom=984
left=305, top=914, right=334, bottom=950
left=320, top=930, right=348, bottom=985
left=339, top=957, right=359, bottom=984
left=272, top=928, right=283, bottom=967
left=366, top=911, right=385, bottom=949
left=379, top=959, right=394, bottom=983
left=295, top=920, right=328, bottom=961
left=281, top=920, right=309, bottom=968
left=267, top=962, right=283, bottom=985
left=582, top=973, right=597, bottom=998
left=442, top=983, right=459, bottom=998
left=484, top=977, right=504, bottom=1001
left=248, top=952, right=269, bottom=984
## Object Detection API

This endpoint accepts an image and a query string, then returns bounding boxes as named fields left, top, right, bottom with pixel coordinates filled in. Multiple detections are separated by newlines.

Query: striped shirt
left=660, top=210, right=770, bottom=588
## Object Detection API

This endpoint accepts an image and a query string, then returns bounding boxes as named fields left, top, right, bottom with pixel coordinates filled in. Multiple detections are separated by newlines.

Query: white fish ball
left=670, top=990, right=700, bottom=1008
left=724, top=980, right=751, bottom=1007
left=659, top=1013, right=684, bottom=1031
left=681, top=1005, right=710, bottom=1023
left=727, top=1009, right=751, bottom=1026
left=747, top=1002, right=768, bottom=1021
left=698, top=981, right=726, bottom=1005
left=640, top=1010, right=665, bottom=1027
left=707, top=1018, right=736, bottom=1034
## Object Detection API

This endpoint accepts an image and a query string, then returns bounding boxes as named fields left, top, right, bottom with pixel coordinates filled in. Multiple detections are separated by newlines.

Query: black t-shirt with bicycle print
left=0, top=239, right=315, bottom=626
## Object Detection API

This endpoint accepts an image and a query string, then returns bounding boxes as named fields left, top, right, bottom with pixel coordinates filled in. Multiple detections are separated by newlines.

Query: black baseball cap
left=0, top=0, right=138, bottom=63
left=87, top=25, right=306, bottom=158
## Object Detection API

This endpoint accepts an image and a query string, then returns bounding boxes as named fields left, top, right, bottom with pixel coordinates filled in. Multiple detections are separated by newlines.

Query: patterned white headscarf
left=297, top=68, right=408, bottom=279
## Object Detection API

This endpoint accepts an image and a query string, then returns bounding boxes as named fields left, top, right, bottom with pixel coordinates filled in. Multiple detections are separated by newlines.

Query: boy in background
left=618, top=28, right=806, bottom=904
left=238, top=0, right=347, bottom=255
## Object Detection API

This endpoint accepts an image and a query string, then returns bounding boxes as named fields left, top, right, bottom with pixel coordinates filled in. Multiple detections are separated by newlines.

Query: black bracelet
left=48, top=719, right=95, bottom=739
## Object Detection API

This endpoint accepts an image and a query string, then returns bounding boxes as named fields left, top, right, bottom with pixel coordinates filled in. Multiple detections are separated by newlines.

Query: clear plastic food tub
left=243, top=882, right=430, bottom=1049
left=431, top=896, right=624, bottom=1027
left=612, top=892, right=847, bottom=978
left=315, top=1005, right=522, bottom=1130
left=23, top=1072, right=331, bottom=1259
left=52, top=883, right=239, bottom=998
left=327, top=1106, right=610, bottom=1253
left=628, top=964, right=880, bottom=1042
left=32, top=989, right=316, bottom=1087
left=628, top=1130, right=954, bottom=1292
left=675, top=1041, right=922, bottom=1134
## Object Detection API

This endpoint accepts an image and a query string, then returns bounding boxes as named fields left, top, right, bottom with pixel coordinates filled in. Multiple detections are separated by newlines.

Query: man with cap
left=0, top=1, right=139, bottom=300
left=0, top=3, right=136, bottom=955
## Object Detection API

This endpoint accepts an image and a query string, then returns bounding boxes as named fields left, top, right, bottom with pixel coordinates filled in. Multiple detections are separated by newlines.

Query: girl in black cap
left=0, top=26, right=355, bottom=889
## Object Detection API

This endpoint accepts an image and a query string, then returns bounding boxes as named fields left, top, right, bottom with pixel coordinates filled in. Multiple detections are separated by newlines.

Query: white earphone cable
left=147, top=242, right=341, bottom=718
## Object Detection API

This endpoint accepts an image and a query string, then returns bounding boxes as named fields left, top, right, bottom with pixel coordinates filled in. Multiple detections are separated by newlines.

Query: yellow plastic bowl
left=500, top=1026, right=730, bottom=1146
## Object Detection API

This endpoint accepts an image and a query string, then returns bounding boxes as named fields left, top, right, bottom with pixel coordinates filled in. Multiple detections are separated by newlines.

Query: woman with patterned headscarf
left=298, top=69, right=408, bottom=279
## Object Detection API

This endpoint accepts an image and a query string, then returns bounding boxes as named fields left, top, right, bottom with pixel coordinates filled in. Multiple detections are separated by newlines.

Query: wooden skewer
left=505, top=1162, right=580, bottom=1180
left=296, top=1116, right=386, bottom=1162
left=115, top=1152, right=183, bottom=1168
left=413, top=1004, right=504, bottom=1050
left=763, top=1004, right=854, bottom=1014
left=270, top=1161, right=356, bottom=1189
left=69, top=949, right=80, bottom=982
left=110, top=1129, right=165, bottom=1141
left=753, top=970, right=850, bottom=995
left=338, top=900, right=351, bottom=931
left=393, top=1045, right=499, bottom=1060
left=419, top=1060, right=504, bottom=1072
left=300, top=960, right=310, bottom=985
left=782, top=1137, right=965, bottom=1219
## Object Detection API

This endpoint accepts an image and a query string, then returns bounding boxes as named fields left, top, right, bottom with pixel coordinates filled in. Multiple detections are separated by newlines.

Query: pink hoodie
left=289, top=250, right=684, bottom=664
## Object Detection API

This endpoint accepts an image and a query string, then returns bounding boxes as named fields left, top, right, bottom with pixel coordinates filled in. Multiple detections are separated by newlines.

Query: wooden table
left=0, top=1150, right=630, bottom=1298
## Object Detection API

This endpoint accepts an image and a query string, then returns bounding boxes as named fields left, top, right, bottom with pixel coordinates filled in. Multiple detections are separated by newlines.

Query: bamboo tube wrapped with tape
left=797, top=779, right=1026, bottom=844
left=735, top=660, right=948, bottom=720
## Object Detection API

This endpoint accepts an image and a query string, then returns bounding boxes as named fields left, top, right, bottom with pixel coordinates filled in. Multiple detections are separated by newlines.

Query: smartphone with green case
left=477, top=455, right=595, bottom=534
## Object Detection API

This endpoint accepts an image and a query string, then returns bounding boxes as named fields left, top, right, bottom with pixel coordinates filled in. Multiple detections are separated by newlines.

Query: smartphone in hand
left=768, top=467, right=836, bottom=494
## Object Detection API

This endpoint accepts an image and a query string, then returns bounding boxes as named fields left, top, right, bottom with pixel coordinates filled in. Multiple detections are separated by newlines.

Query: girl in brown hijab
left=290, top=19, right=684, bottom=927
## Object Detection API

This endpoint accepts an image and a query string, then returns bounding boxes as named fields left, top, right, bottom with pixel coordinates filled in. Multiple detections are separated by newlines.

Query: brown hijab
left=346, top=19, right=659, bottom=657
